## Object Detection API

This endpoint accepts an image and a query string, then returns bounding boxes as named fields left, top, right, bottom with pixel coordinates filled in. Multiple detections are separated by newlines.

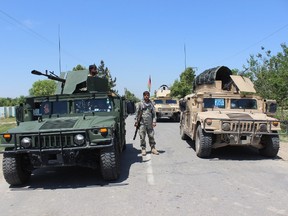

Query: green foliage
left=170, top=67, right=196, bottom=98
left=243, top=43, right=288, bottom=120
left=97, top=60, right=117, bottom=90
left=124, top=88, right=140, bottom=102
left=231, top=68, right=239, bottom=75
left=0, top=122, right=16, bottom=133
left=0, top=96, right=26, bottom=106
left=73, top=64, right=86, bottom=71
left=29, top=80, right=57, bottom=96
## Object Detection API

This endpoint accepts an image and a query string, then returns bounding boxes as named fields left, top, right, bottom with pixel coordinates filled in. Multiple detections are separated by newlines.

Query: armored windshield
left=154, top=100, right=164, bottom=104
left=166, top=99, right=177, bottom=104
left=231, top=99, right=257, bottom=109
left=40, top=101, right=68, bottom=115
left=75, top=98, right=112, bottom=113
left=204, top=98, right=225, bottom=108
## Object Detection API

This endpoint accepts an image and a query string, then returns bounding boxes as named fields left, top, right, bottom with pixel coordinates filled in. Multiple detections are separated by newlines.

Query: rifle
left=133, top=110, right=143, bottom=140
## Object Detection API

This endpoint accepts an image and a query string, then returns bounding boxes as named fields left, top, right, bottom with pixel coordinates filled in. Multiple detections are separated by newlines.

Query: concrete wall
left=0, top=106, right=16, bottom=118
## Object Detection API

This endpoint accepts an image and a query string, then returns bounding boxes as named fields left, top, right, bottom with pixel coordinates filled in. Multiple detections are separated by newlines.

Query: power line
left=0, top=9, right=54, bottom=45
left=0, top=9, right=89, bottom=70
left=212, top=23, right=288, bottom=66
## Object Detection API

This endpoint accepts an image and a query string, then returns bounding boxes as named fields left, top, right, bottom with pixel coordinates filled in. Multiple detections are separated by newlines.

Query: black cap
left=89, top=64, right=97, bottom=70
left=143, top=91, right=150, bottom=96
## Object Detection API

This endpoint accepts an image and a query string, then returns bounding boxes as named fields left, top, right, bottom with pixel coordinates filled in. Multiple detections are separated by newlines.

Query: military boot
left=151, top=147, right=159, bottom=155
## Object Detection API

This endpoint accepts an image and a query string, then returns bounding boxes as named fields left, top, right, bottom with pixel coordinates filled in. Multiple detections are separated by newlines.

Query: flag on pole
left=148, top=75, right=151, bottom=93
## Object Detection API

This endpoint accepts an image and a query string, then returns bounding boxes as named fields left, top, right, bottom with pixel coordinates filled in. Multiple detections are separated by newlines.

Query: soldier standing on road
left=135, top=91, right=159, bottom=156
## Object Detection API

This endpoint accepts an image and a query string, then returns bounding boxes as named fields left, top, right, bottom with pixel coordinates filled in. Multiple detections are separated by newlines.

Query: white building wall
left=0, top=106, right=16, bottom=118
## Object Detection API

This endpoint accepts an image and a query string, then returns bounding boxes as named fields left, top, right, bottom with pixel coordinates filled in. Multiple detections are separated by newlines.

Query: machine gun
left=31, top=70, right=66, bottom=83
left=133, top=110, right=143, bottom=140
left=32, top=70, right=66, bottom=94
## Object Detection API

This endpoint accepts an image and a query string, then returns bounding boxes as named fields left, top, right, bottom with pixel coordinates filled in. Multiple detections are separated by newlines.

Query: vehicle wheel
left=3, top=153, right=31, bottom=186
left=259, top=134, right=279, bottom=158
left=100, top=142, right=120, bottom=181
left=180, top=125, right=189, bottom=140
left=195, top=125, right=212, bottom=158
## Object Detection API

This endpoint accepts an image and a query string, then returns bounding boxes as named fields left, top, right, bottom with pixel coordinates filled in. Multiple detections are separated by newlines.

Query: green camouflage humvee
left=0, top=69, right=135, bottom=185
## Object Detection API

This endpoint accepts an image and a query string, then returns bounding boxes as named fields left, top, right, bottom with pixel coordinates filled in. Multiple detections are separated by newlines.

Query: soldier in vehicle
left=88, top=64, right=98, bottom=77
left=135, top=91, right=159, bottom=156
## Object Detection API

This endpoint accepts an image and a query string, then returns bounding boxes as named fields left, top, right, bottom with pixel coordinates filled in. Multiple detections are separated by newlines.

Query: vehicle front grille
left=230, top=121, right=258, bottom=132
left=160, top=108, right=172, bottom=112
left=20, top=132, right=86, bottom=149
left=203, top=118, right=280, bottom=135
left=34, top=134, right=75, bottom=148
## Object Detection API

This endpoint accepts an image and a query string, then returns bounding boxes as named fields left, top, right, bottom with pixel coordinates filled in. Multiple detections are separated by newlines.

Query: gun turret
left=31, top=70, right=66, bottom=83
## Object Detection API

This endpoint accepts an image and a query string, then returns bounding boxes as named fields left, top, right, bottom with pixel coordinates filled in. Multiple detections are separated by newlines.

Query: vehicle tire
left=180, top=125, right=189, bottom=140
left=100, top=142, right=120, bottom=181
left=259, top=133, right=279, bottom=158
left=3, top=153, right=31, bottom=186
left=195, top=125, right=212, bottom=158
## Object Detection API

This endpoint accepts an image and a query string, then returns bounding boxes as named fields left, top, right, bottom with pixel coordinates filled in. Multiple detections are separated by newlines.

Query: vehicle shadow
left=9, top=143, right=142, bottom=190
left=186, top=140, right=282, bottom=161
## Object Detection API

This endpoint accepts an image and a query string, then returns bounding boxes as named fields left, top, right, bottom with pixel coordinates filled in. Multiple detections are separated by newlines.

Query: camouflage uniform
left=135, top=100, right=156, bottom=149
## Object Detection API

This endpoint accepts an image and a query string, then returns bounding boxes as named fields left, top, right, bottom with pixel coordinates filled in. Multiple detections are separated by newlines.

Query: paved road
left=0, top=115, right=288, bottom=216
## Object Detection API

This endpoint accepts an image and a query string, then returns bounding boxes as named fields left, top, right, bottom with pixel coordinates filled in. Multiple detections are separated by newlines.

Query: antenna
left=58, top=24, right=62, bottom=74
left=184, top=43, right=187, bottom=70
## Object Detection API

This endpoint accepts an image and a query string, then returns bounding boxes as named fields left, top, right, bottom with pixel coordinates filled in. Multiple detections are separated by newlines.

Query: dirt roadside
left=278, top=141, right=288, bottom=161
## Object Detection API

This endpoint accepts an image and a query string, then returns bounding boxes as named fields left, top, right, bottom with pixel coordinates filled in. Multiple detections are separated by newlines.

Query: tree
left=124, top=88, right=140, bottom=103
left=97, top=60, right=117, bottom=90
left=73, top=64, right=86, bottom=71
left=29, top=80, right=57, bottom=96
left=243, top=43, right=288, bottom=119
left=170, top=67, right=196, bottom=98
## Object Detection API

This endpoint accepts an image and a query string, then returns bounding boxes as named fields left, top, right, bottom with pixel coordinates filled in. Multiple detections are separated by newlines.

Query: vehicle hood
left=7, top=116, right=117, bottom=133
left=198, top=111, right=277, bottom=121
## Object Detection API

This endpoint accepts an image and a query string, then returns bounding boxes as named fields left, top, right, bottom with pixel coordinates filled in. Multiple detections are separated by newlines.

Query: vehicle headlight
left=158, top=108, right=161, bottom=112
left=206, top=118, right=212, bottom=126
left=21, top=137, right=32, bottom=148
left=74, top=134, right=85, bottom=145
left=222, top=122, right=231, bottom=131
left=259, top=124, right=267, bottom=132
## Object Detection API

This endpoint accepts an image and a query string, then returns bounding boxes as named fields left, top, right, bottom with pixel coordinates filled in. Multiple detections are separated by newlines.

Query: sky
left=1, top=0, right=288, bottom=99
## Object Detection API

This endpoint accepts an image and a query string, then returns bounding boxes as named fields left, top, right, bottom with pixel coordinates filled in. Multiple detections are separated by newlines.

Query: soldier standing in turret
left=135, top=91, right=159, bottom=156
left=88, top=64, right=98, bottom=77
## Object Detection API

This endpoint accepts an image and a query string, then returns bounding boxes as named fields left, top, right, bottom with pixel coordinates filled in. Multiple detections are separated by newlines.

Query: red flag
left=148, top=75, right=151, bottom=92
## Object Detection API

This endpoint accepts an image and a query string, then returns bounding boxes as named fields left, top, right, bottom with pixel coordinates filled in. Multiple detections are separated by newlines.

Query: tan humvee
left=152, top=85, right=180, bottom=122
left=179, top=66, right=281, bottom=158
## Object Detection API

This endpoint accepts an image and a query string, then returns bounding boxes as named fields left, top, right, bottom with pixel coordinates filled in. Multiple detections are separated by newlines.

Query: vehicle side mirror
left=126, top=101, right=135, bottom=114
left=265, top=102, right=277, bottom=116
left=179, top=100, right=186, bottom=112
left=16, top=105, right=24, bottom=125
